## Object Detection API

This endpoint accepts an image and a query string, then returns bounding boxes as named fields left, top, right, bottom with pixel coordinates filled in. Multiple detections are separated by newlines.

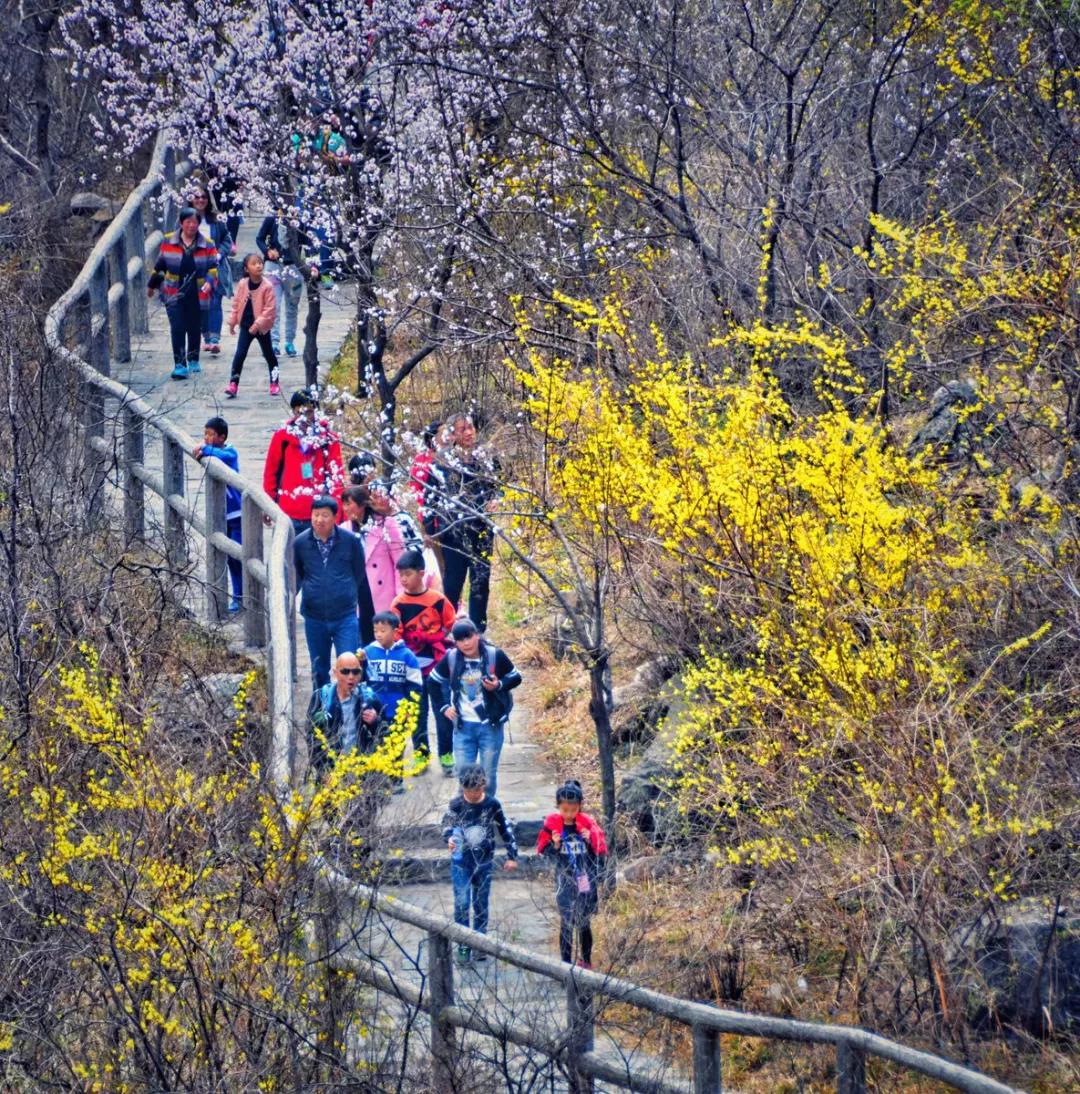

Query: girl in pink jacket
left=225, top=254, right=280, bottom=398
left=354, top=483, right=426, bottom=613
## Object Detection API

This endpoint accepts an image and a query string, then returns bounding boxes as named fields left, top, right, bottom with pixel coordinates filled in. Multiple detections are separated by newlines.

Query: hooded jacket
left=262, top=416, right=345, bottom=521
left=228, top=277, right=277, bottom=335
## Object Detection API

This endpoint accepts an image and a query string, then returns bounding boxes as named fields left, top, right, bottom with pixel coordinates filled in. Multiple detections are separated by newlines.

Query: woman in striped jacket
left=147, top=207, right=219, bottom=380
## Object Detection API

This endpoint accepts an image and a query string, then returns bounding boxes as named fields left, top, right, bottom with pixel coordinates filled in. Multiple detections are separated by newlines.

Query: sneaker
left=439, top=753, right=456, bottom=777
left=202, top=341, right=213, bottom=353
left=188, top=359, right=202, bottom=374
left=224, top=380, right=238, bottom=398
left=285, top=342, right=297, bottom=356
left=411, top=749, right=430, bottom=774
left=269, top=381, right=281, bottom=396
left=209, top=343, right=221, bottom=355
left=455, top=945, right=471, bottom=965
left=170, top=363, right=188, bottom=380
left=575, top=960, right=593, bottom=970
left=228, top=597, right=242, bottom=613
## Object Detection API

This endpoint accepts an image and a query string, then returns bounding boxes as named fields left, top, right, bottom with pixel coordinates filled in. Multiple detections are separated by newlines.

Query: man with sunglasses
left=308, top=651, right=386, bottom=773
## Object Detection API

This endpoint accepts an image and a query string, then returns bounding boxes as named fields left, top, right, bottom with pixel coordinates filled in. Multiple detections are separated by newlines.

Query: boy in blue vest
left=363, top=610, right=424, bottom=754
left=193, top=416, right=242, bottom=612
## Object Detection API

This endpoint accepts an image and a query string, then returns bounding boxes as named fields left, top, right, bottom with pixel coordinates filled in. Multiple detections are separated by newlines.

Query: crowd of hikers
left=164, top=167, right=606, bottom=968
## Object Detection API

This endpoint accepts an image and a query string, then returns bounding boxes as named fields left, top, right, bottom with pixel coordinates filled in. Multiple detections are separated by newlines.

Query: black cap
left=451, top=619, right=479, bottom=641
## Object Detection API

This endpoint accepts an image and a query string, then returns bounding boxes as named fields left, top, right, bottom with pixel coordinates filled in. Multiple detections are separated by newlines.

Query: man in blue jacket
left=429, top=618, right=522, bottom=797
left=294, top=496, right=374, bottom=690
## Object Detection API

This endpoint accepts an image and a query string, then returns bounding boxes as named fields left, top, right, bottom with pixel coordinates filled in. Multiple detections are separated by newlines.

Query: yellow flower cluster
left=509, top=287, right=1071, bottom=902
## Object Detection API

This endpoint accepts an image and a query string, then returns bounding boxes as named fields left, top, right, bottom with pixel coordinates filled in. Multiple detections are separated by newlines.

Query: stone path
left=101, top=217, right=688, bottom=1092
left=111, top=216, right=561, bottom=907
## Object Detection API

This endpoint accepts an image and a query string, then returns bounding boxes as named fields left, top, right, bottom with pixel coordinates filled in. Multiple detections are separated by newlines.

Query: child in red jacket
left=226, top=253, right=280, bottom=398
left=537, top=780, right=608, bottom=968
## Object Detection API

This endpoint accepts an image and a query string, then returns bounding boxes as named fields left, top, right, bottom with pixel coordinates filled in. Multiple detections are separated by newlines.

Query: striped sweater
left=148, top=231, right=219, bottom=309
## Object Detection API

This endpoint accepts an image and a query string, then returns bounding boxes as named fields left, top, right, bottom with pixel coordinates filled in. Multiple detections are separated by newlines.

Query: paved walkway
left=102, top=219, right=682, bottom=1092
left=111, top=217, right=560, bottom=899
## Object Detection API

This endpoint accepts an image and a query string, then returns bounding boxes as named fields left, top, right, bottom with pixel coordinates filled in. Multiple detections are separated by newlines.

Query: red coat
left=536, top=810, right=608, bottom=856
left=229, top=276, right=277, bottom=335
left=262, top=418, right=345, bottom=521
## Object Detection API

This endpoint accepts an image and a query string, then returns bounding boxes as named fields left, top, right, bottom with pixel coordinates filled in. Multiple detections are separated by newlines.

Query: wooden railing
left=44, top=131, right=1026, bottom=1094
left=43, top=133, right=297, bottom=791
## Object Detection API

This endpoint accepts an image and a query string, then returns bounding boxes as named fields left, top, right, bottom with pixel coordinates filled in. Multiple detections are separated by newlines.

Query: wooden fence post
left=126, top=207, right=149, bottom=336
left=205, top=472, right=228, bottom=621
left=693, top=1024, right=722, bottom=1093
left=160, top=146, right=177, bottom=231
left=428, top=931, right=456, bottom=1093
left=566, top=973, right=595, bottom=1094
left=242, top=493, right=266, bottom=647
left=836, top=1042, right=866, bottom=1094
left=88, top=263, right=110, bottom=377
left=108, top=234, right=131, bottom=364
left=163, top=436, right=188, bottom=567
left=75, top=292, right=106, bottom=498
left=122, top=404, right=144, bottom=541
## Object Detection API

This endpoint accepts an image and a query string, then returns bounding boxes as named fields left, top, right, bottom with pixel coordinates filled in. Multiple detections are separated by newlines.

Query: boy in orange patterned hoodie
left=392, top=549, right=457, bottom=774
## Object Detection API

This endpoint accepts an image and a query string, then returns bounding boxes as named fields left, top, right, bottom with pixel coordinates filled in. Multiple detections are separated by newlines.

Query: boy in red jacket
left=537, top=780, right=608, bottom=968
left=262, top=390, right=345, bottom=534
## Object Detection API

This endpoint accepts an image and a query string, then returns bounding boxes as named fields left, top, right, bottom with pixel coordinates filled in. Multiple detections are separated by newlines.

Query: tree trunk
left=588, top=651, right=617, bottom=832
left=303, top=276, right=321, bottom=392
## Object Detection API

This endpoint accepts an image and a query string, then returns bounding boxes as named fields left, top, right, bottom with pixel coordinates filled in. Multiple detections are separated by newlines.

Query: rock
left=961, top=896, right=1080, bottom=1036
left=70, top=191, right=118, bottom=217
left=617, top=730, right=683, bottom=844
left=199, top=672, right=248, bottom=707
left=611, top=657, right=673, bottom=711
left=151, top=672, right=250, bottom=743
left=617, top=854, right=679, bottom=885
left=908, top=378, right=979, bottom=463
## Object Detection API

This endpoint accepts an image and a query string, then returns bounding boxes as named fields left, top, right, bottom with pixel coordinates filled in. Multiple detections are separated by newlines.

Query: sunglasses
left=338, top=667, right=362, bottom=676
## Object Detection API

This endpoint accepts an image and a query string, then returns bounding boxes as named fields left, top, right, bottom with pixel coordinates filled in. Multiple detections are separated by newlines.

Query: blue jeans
left=201, top=291, right=224, bottom=343
left=272, top=272, right=302, bottom=347
left=303, top=611, right=360, bottom=690
left=452, top=720, right=504, bottom=798
left=451, top=856, right=493, bottom=935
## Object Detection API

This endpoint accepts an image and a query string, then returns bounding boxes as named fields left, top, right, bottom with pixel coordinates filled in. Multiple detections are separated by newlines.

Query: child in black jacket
left=440, top=764, right=518, bottom=963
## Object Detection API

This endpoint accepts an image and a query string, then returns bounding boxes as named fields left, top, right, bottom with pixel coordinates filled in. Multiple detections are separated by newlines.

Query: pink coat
left=228, top=277, right=277, bottom=335
left=356, top=510, right=424, bottom=613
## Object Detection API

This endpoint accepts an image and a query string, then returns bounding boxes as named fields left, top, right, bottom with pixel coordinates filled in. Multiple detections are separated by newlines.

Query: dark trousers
left=227, top=516, right=242, bottom=600
left=413, top=684, right=453, bottom=757
left=230, top=326, right=280, bottom=383
left=559, top=921, right=593, bottom=965
left=441, top=523, right=493, bottom=632
left=167, top=293, right=201, bottom=366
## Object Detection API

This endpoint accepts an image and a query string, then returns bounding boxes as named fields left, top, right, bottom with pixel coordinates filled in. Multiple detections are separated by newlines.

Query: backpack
left=447, top=644, right=513, bottom=721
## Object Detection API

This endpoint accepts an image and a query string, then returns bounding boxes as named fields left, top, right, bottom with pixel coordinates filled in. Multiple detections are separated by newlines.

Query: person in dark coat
left=294, top=496, right=374, bottom=690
